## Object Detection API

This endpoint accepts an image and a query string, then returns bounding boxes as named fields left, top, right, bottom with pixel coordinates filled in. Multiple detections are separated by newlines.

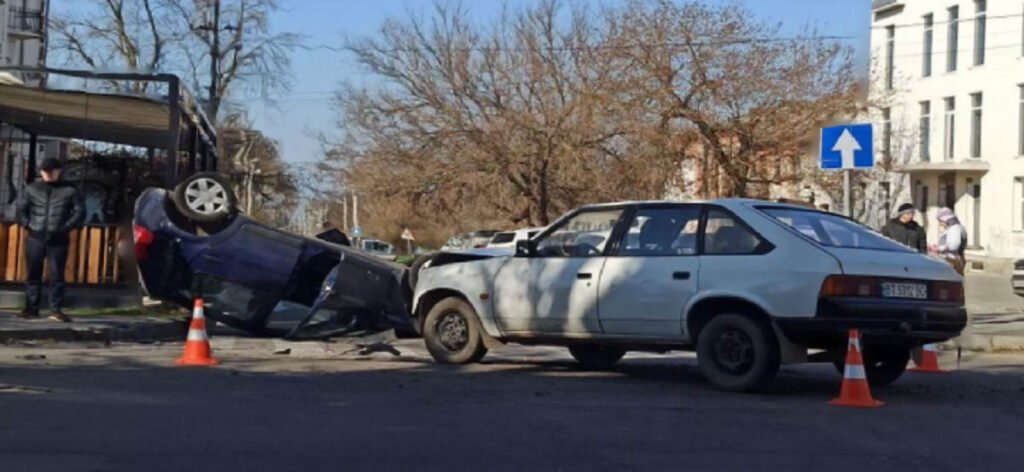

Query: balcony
left=8, top=8, right=44, bottom=36
left=872, top=0, right=905, bottom=12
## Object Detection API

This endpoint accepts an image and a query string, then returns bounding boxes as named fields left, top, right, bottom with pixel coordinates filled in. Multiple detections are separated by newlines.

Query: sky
left=250, top=0, right=872, bottom=164
left=53, top=0, right=872, bottom=164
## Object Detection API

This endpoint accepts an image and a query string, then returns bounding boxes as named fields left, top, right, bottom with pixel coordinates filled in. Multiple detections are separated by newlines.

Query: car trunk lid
left=823, top=247, right=960, bottom=282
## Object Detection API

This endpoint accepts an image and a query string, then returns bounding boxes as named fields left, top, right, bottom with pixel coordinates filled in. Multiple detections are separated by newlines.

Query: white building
left=870, top=0, right=1024, bottom=270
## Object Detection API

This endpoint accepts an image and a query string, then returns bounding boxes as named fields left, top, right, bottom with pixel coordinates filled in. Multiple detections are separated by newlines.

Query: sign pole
left=844, top=169, right=853, bottom=218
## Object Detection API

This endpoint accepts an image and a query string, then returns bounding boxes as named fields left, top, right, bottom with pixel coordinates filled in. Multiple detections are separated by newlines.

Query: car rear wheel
left=833, top=345, right=910, bottom=387
left=568, top=345, right=626, bottom=369
left=423, top=297, right=487, bottom=365
left=171, top=172, right=238, bottom=224
left=696, top=313, right=780, bottom=392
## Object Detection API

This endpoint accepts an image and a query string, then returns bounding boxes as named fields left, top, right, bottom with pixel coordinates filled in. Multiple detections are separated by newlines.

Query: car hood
left=428, top=248, right=513, bottom=268
left=825, top=247, right=961, bottom=282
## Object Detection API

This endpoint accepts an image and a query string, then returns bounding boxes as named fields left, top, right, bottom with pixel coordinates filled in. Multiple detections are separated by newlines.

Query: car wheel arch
left=416, top=288, right=503, bottom=348
left=685, top=296, right=773, bottom=343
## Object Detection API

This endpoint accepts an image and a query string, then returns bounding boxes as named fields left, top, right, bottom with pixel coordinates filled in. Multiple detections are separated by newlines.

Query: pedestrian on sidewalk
left=881, top=203, right=927, bottom=253
left=932, top=207, right=967, bottom=275
left=15, top=158, right=84, bottom=322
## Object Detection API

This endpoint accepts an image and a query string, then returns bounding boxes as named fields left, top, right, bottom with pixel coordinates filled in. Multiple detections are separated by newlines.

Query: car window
left=536, top=209, right=623, bottom=257
left=759, top=207, right=912, bottom=252
left=619, top=207, right=701, bottom=256
left=490, top=232, right=516, bottom=244
left=703, top=209, right=764, bottom=255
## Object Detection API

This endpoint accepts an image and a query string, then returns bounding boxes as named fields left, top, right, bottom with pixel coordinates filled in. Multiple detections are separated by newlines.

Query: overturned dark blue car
left=132, top=172, right=415, bottom=339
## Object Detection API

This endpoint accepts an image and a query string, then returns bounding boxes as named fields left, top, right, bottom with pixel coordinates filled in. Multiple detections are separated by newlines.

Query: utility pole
left=342, top=194, right=348, bottom=232
left=207, top=0, right=221, bottom=121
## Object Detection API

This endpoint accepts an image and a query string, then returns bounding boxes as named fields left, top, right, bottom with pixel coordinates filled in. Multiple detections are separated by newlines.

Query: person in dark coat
left=16, top=158, right=84, bottom=321
left=881, top=203, right=927, bottom=253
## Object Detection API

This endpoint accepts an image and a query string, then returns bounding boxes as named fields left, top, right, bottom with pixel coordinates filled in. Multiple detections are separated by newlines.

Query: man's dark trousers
left=25, top=233, right=70, bottom=310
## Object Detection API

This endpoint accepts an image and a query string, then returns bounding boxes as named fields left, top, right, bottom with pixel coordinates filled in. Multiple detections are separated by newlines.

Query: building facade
left=870, top=0, right=1024, bottom=268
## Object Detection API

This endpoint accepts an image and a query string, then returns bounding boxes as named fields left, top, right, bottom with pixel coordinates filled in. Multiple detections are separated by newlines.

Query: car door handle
left=577, top=272, right=592, bottom=280
left=672, top=271, right=691, bottom=280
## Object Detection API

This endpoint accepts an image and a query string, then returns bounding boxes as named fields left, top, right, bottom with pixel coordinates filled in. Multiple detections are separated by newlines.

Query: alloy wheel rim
left=184, top=178, right=229, bottom=215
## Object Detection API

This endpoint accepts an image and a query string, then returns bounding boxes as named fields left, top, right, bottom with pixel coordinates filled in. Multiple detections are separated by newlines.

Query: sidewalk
left=954, top=272, right=1024, bottom=351
left=0, top=312, right=186, bottom=344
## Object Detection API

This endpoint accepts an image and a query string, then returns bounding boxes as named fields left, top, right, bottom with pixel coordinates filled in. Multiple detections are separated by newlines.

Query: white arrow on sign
left=831, top=128, right=862, bottom=169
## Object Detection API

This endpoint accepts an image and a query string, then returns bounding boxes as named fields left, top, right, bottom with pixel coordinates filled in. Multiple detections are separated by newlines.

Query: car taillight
left=819, top=275, right=879, bottom=298
left=931, top=281, right=964, bottom=303
left=133, top=224, right=154, bottom=261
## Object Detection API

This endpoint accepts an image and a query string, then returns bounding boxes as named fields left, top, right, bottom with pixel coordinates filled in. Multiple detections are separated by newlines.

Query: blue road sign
left=820, top=124, right=873, bottom=170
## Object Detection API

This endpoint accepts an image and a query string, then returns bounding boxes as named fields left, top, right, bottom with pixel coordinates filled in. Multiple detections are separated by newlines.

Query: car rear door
left=597, top=205, right=702, bottom=336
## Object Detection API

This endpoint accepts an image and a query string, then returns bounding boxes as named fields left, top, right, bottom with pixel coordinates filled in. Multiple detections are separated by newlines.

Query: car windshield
left=490, top=232, right=516, bottom=244
left=758, top=207, right=912, bottom=252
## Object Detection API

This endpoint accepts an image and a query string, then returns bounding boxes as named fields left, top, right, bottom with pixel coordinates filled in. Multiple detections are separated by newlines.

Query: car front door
left=597, top=205, right=702, bottom=337
left=492, top=208, right=625, bottom=335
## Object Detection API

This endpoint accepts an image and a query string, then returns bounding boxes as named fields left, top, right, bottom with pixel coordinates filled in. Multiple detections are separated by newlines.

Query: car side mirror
left=515, top=240, right=535, bottom=257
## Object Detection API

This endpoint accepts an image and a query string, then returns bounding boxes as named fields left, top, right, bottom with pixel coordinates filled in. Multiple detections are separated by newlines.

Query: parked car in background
left=486, top=227, right=546, bottom=249
left=132, top=172, right=415, bottom=339
left=1012, top=259, right=1024, bottom=297
left=442, top=231, right=499, bottom=250
left=412, top=199, right=966, bottom=392
left=359, top=238, right=398, bottom=261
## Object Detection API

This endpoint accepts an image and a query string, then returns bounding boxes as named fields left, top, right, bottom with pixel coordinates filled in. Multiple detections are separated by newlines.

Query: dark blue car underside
left=133, top=189, right=414, bottom=339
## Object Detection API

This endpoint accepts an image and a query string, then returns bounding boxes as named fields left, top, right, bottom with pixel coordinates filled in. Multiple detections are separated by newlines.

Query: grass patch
left=63, top=305, right=186, bottom=318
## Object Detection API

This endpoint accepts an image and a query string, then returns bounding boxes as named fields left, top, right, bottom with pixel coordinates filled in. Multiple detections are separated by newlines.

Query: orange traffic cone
left=176, top=298, right=219, bottom=366
left=909, top=343, right=947, bottom=373
left=829, top=329, right=883, bottom=408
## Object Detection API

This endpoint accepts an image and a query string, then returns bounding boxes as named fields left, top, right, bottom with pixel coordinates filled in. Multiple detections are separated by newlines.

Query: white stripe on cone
left=187, top=329, right=209, bottom=342
left=922, top=343, right=937, bottom=353
left=848, top=337, right=861, bottom=352
left=844, top=364, right=867, bottom=380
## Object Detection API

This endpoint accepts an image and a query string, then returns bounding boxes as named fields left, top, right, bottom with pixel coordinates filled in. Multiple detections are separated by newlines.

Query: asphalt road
left=1, top=338, right=1023, bottom=472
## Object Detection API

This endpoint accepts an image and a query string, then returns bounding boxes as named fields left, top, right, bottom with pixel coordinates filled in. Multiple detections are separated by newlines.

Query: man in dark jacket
left=16, top=158, right=84, bottom=321
left=881, top=203, right=927, bottom=253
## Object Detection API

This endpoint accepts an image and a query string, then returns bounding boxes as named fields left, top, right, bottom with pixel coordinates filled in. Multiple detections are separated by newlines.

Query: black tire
left=568, top=345, right=626, bottom=369
left=171, top=172, right=238, bottom=224
left=423, top=297, right=488, bottom=365
left=833, top=345, right=910, bottom=387
left=696, top=313, right=780, bottom=392
left=408, top=252, right=437, bottom=289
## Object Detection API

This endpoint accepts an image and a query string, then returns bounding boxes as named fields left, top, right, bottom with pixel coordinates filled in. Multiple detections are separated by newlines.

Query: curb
left=0, top=318, right=188, bottom=344
left=947, top=334, right=1024, bottom=353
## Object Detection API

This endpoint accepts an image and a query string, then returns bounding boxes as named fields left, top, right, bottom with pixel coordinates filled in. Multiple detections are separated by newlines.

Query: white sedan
left=412, top=200, right=966, bottom=391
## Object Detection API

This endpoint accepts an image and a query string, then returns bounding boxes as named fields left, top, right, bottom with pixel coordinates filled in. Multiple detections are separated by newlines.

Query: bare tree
left=50, top=0, right=299, bottom=122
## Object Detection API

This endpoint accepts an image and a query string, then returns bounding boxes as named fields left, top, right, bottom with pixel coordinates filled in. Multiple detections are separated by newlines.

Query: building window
left=1019, top=84, right=1024, bottom=156
left=885, top=25, right=895, bottom=89
left=944, top=96, right=956, bottom=160
left=920, top=101, right=931, bottom=161
left=882, top=107, right=892, bottom=163
left=947, top=6, right=959, bottom=72
left=970, top=92, right=982, bottom=158
left=922, top=14, right=933, bottom=77
left=974, top=1, right=986, bottom=66
left=1015, top=177, right=1024, bottom=232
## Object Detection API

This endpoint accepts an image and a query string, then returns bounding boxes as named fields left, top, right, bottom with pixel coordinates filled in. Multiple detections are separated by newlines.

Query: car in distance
left=442, top=231, right=499, bottom=250
left=133, top=172, right=415, bottom=339
left=486, top=227, right=546, bottom=250
left=412, top=199, right=966, bottom=392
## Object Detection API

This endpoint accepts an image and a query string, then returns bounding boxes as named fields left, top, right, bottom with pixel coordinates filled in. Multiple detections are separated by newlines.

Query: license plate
left=881, top=282, right=928, bottom=300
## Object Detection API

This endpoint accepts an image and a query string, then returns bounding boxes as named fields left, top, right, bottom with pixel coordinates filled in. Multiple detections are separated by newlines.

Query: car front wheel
left=423, top=297, right=488, bottom=365
left=696, top=313, right=780, bottom=392
left=171, top=172, right=238, bottom=224
left=568, top=345, right=626, bottom=369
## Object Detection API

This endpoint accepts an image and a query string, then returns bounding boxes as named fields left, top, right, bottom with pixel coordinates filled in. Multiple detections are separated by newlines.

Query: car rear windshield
left=758, top=207, right=912, bottom=252
left=490, top=232, right=516, bottom=244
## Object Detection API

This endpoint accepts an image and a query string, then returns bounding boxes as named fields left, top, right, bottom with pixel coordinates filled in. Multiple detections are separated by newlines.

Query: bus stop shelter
left=0, top=66, right=218, bottom=306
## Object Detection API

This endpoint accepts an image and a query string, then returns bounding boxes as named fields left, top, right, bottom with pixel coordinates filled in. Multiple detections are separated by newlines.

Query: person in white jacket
left=934, top=207, right=966, bottom=274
